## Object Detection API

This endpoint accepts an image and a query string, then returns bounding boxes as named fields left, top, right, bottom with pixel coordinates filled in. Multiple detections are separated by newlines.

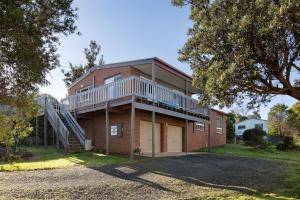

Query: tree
left=62, top=40, right=105, bottom=87
left=0, top=94, right=38, bottom=161
left=226, top=112, right=236, bottom=142
left=172, top=0, right=300, bottom=107
left=268, top=104, right=288, bottom=136
left=247, top=111, right=261, bottom=120
left=287, top=101, right=300, bottom=132
left=0, top=0, right=78, bottom=105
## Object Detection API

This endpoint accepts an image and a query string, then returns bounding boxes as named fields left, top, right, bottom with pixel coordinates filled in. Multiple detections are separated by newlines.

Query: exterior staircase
left=59, top=114, right=83, bottom=152
left=36, top=95, right=85, bottom=153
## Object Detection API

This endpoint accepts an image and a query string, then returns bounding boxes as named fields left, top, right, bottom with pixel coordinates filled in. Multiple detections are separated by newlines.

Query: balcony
left=61, top=76, right=210, bottom=121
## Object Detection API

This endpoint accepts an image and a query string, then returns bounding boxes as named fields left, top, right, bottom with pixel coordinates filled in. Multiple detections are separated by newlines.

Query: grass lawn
left=0, top=146, right=129, bottom=171
left=198, top=144, right=300, bottom=200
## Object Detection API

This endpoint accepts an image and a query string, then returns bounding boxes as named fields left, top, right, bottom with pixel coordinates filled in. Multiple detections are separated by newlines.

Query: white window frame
left=216, top=116, right=223, bottom=134
left=76, top=85, right=93, bottom=105
left=195, top=122, right=205, bottom=132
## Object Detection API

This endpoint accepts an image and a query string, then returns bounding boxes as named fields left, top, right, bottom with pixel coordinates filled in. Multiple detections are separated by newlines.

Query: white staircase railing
left=61, top=109, right=85, bottom=146
left=37, top=96, right=70, bottom=151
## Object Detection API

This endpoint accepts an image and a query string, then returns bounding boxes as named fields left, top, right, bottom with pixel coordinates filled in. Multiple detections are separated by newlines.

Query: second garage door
left=140, top=121, right=161, bottom=153
left=167, top=125, right=183, bottom=152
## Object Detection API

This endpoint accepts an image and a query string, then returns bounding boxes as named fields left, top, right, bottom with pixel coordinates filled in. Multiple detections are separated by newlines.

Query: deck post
left=152, top=61, right=156, bottom=158
left=35, top=117, right=39, bottom=146
left=207, top=110, right=211, bottom=151
left=184, top=80, right=189, bottom=152
left=44, top=96, right=48, bottom=148
left=105, top=102, right=109, bottom=155
left=130, top=95, right=135, bottom=160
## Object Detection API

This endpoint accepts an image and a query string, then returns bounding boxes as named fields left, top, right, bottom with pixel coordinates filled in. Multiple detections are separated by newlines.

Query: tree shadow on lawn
left=90, top=154, right=294, bottom=199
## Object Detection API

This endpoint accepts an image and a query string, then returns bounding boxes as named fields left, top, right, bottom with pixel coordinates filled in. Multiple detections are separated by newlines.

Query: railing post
left=44, top=96, right=48, bottom=148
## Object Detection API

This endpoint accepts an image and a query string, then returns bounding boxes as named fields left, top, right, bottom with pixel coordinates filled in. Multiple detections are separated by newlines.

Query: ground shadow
left=90, top=153, right=294, bottom=199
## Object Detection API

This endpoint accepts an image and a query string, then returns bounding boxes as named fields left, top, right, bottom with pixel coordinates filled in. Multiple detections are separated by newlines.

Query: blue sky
left=40, top=0, right=298, bottom=119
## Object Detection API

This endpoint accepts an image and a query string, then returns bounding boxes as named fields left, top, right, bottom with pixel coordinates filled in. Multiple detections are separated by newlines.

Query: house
left=56, top=57, right=226, bottom=158
left=235, top=119, right=268, bottom=138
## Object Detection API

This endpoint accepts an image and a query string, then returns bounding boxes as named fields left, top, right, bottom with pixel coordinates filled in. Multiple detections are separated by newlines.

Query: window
left=105, top=74, right=123, bottom=99
left=216, top=116, right=223, bottom=133
left=195, top=122, right=205, bottom=132
left=255, top=123, right=263, bottom=129
left=238, top=125, right=246, bottom=129
left=76, top=85, right=93, bottom=104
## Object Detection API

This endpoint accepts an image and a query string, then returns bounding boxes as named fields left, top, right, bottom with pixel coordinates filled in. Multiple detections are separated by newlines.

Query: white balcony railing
left=61, top=76, right=209, bottom=117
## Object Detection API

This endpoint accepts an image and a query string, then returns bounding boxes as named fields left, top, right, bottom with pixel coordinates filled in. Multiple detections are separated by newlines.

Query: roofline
left=235, top=118, right=267, bottom=124
left=67, top=57, right=193, bottom=89
left=211, top=108, right=227, bottom=115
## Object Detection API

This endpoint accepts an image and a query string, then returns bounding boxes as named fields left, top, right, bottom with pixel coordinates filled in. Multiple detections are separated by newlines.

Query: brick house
left=60, top=57, right=226, bottom=158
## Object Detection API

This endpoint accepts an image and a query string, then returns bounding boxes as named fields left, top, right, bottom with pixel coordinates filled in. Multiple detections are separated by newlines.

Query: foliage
left=0, top=0, right=78, bottom=104
left=62, top=40, right=105, bottom=87
left=268, top=104, right=288, bottom=136
left=243, top=128, right=266, bottom=147
left=287, top=101, right=300, bottom=132
left=0, top=95, right=38, bottom=161
left=38, top=93, right=59, bottom=105
left=276, top=136, right=300, bottom=151
left=0, top=146, right=129, bottom=171
left=172, top=0, right=300, bottom=108
left=247, top=111, right=261, bottom=120
left=226, top=112, right=235, bottom=142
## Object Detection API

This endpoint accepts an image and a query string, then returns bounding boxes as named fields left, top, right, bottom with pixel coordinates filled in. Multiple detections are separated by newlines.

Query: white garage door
left=140, top=121, right=161, bottom=153
left=167, top=125, right=183, bottom=152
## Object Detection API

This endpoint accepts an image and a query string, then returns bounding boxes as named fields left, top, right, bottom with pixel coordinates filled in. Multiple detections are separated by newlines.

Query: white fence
left=61, top=76, right=209, bottom=116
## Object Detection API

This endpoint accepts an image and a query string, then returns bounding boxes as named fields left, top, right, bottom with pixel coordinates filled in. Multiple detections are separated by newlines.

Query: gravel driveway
left=0, top=154, right=290, bottom=200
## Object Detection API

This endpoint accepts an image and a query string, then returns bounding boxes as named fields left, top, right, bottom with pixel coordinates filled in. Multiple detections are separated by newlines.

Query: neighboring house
left=235, top=119, right=268, bottom=137
left=57, top=57, right=226, bottom=158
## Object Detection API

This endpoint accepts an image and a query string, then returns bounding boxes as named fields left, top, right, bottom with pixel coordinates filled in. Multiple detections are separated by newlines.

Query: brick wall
left=77, top=108, right=226, bottom=155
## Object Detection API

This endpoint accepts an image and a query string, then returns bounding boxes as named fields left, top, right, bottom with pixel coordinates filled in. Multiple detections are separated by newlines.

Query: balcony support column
left=105, top=102, right=110, bottom=155
left=184, top=80, right=189, bottom=152
left=130, top=96, right=135, bottom=160
left=152, top=61, right=156, bottom=158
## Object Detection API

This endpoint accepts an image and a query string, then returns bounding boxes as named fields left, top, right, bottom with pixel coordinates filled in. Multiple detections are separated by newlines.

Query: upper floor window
left=216, top=116, right=223, bottom=133
left=195, top=122, right=205, bottom=132
left=255, top=123, right=263, bottom=129
left=104, top=74, right=122, bottom=85
left=76, top=85, right=93, bottom=94
left=238, top=125, right=246, bottom=129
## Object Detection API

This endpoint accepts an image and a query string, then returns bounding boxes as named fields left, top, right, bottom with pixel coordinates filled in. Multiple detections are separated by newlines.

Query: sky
left=39, top=0, right=298, bottom=120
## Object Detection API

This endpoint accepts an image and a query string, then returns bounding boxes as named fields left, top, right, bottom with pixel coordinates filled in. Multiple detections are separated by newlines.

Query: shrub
left=243, top=128, right=267, bottom=147
left=276, top=136, right=300, bottom=151
left=133, top=147, right=141, bottom=154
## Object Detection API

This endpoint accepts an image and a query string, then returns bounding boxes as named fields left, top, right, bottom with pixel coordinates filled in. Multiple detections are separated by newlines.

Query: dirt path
left=0, top=154, right=290, bottom=200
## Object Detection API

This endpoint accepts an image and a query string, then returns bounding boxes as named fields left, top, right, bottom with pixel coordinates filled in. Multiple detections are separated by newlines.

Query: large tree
left=268, top=104, right=288, bottom=136
left=172, top=0, right=300, bottom=107
left=62, top=40, right=105, bottom=87
left=0, top=0, right=78, bottom=105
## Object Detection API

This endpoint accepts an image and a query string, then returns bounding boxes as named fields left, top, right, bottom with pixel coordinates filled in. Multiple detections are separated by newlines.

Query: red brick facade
left=69, top=59, right=227, bottom=155
left=78, top=108, right=226, bottom=155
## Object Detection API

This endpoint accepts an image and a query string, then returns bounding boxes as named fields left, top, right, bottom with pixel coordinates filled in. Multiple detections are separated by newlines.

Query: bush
left=243, top=128, right=267, bottom=147
left=276, top=136, right=300, bottom=151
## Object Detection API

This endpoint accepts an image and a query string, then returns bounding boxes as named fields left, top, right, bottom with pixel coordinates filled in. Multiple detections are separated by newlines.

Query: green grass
left=0, top=146, right=129, bottom=171
left=197, top=144, right=300, bottom=200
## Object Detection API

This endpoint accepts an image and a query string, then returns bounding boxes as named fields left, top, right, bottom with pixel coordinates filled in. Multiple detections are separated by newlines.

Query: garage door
left=167, top=125, right=183, bottom=152
left=140, top=121, right=161, bottom=153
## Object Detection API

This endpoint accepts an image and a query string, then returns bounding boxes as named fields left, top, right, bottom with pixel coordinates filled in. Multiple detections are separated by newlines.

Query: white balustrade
left=61, top=76, right=209, bottom=116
